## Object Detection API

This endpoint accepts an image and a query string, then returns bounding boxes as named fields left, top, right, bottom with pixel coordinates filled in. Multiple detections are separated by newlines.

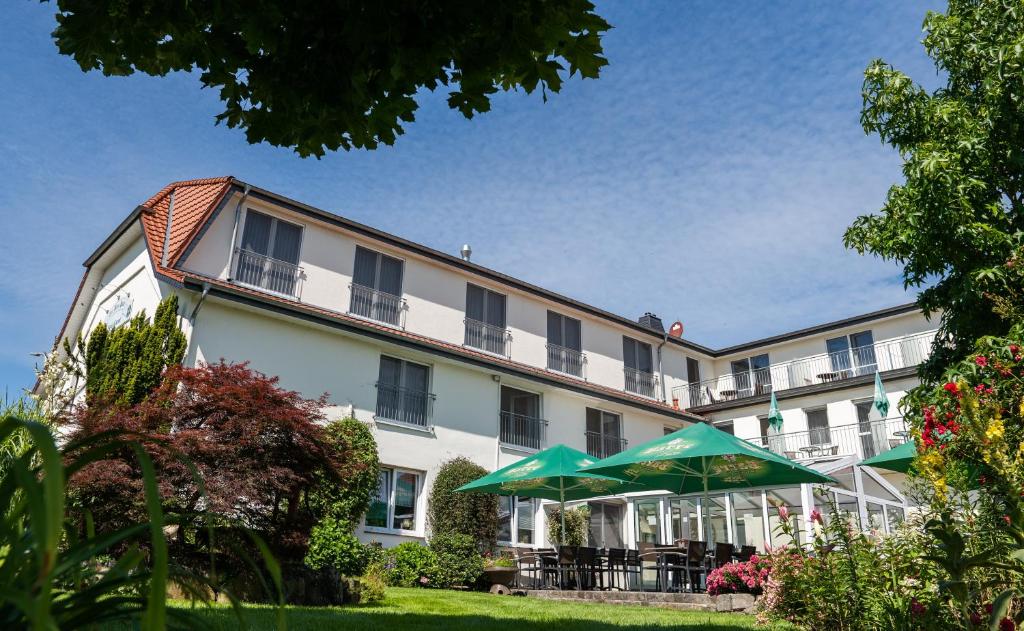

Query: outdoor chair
left=637, top=542, right=662, bottom=592
left=604, top=547, right=627, bottom=590
left=736, top=545, right=757, bottom=563
left=685, top=540, right=708, bottom=592
left=623, top=548, right=641, bottom=591
left=512, top=547, right=544, bottom=589
left=658, top=547, right=688, bottom=592
left=713, top=542, right=734, bottom=569
left=553, top=545, right=579, bottom=590
left=576, top=546, right=602, bottom=590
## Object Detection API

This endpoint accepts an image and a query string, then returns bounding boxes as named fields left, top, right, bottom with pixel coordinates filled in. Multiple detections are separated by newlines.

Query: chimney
left=639, top=312, right=664, bottom=333
left=460, top=244, right=472, bottom=262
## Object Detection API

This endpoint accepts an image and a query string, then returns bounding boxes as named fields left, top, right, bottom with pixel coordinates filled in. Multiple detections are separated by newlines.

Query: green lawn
left=164, top=587, right=786, bottom=630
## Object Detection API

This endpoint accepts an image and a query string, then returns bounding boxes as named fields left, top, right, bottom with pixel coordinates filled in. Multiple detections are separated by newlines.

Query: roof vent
left=460, top=244, right=472, bottom=262
left=639, top=312, right=664, bottom=333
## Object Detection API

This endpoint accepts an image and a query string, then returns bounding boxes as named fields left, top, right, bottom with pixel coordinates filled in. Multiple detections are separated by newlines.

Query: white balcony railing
left=546, top=343, right=586, bottom=378
left=673, top=330, right=937, bottom=409
left=232, top=248, right=304, bottom=299
left=464, top=318, right=511, bottom=357
left=745, top=416, right=909, bottom=462
left=348, top=283, right=406, bottom=327
left=585, top=431, right=628, bottom=459
left=624, top=367, right=659, bottom=398
left=375, top=382, right=435, bottom=428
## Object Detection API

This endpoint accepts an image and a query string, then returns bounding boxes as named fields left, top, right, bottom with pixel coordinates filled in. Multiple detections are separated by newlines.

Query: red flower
left=971, top=612, right=983, bottom=625
left=1000, top=617, right=1016, bottom=631
left=1004, top=515, right=1012, bottom=526
left=975, top=355, right=989, bottom=367
left=944, top=382, right=959, bottom=393
left=910, top=598, right=927, bottom=617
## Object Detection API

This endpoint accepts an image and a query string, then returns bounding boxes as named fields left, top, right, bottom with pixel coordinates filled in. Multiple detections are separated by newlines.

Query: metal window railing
left=672, top=331, right=937, bottom=409
left=232, top=248, right=304, bottom=299
left=464, top=318, right=511, bottom=357
left=546, top=343, right=586, bottom=378
left=624, top=367, right=658, bottom=398
left=499, top=411, right=548, bottom=451
left=585, top=431, right=628, bottom=459
left=349, top=283, right=407, bottom=327
left=374, top=382, right=435, bottom=428
left=746, top=416, right=909, bottom=461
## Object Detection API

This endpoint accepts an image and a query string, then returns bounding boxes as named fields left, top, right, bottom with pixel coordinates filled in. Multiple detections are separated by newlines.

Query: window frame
left=805, top=407, right=831, bottom=446
left=496, top=496, right=539, bottom=546
left=352, top=245, right=405, bottom=297
left=238, top=209, right=305, bottom=265
left=374, top=355, right=433, bottom=429
left=365, top=466, right=423, bottom=535
left=622, top=336, right=654, bottom=374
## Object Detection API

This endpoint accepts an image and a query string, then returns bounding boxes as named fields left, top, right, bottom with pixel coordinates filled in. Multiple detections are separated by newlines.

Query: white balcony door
left=237, top=210, right=302, bottom=293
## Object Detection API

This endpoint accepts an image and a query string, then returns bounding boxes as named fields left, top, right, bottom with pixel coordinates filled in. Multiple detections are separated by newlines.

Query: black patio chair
left=713, top=542, right=734, bottom=569
left=623, top=548, right=641, bottom=591
left=637, top=542, right=663, bottom=592
left=685, top=540, right=708, bottom=592
left=604, top=547, right=627, bottom=590
left=577, top=546, right=602, bottom=590
left=513, top=547, right=545, bottom=588
left=736, top=545, right=757, bottom=563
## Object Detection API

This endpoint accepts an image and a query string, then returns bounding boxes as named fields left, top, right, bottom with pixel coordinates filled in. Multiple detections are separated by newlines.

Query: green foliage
left=372, top=542, right=437, bottom=588
left=0, top=398, right=49, bottom=479
left=427, top=533, right=484, bottom=589
left=309, top=418, right=380, bottom=526
left=0, top=414, right=280, bottom=629
left=49, top=1, right=611, bottom=157
left=354, top=568, right=387, bottom=604
left=548, top=506, right=590, bottom=546
left=843, top=0, right=1024, bottom=380
left=304, top=518, right=372, bottom=576
left=83, top=295, right=187, bottom=405
left=426, top=457, right=498, bottom=550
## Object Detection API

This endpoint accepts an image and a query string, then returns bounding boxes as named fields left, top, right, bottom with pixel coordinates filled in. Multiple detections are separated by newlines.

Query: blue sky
left=0, top=1, right=944, bottom=396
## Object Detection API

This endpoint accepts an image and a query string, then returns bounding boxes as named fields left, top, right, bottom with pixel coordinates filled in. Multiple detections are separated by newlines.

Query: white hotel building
left=51, top=177, right=934, bottom=552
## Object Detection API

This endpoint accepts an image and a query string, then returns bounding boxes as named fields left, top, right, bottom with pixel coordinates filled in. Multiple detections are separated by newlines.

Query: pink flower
left=1001, top=618, right=1016, bottom=631
left=810, top=509, right=823, bottom=524
left=910, top=598, right=926, bottom=617
left=975, top=355, right=989, bottom=367
left=777, top=505, right=789, bottom=521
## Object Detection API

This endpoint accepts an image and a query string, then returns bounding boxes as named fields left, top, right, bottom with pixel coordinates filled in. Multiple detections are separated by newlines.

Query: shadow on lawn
left=186, top=604, right=758, bottom=631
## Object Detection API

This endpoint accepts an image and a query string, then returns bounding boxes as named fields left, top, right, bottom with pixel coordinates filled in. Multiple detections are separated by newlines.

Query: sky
left=0, top=1, right=945, bottom=396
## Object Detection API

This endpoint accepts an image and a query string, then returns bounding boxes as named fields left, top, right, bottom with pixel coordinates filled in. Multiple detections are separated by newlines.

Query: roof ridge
left=141, top=176, right=234, bottom=210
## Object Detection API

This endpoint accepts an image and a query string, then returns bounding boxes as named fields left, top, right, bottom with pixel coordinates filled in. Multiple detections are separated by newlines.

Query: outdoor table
left=893, top=430, right=910, bottom=440
left=720, top=389, right=737, bottom=400
left=653, top=545, right=688, bottom=592
left=799, top=445, right=821, bottom=458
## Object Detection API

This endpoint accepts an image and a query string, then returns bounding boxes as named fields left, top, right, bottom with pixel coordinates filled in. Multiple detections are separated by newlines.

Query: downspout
left=160, top=191, right=176, bottom=267
left=657, top=330, right=668, bottom=402
left=226, top=184, right=251, bottom=280
left=183, top=283, right=211, bottom=366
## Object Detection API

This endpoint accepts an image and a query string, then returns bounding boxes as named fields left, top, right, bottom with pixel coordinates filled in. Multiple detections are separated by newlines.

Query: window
left=465, top=284, right=508, bottom=355
left=235, top=210, right=303, bottom=296
left=732, top=491, right=766, bottom=550
left=498, top=496, right=538, bottom=545
left=826, top=330, right=877, bottom=377
left=366, top=467, right=421, bottom=532
left=715, top=421, right=735, bottom=435
left=586, top=408, right=624, bottom=458
left=622, top=337, right=656, bottom=397
left=669, top=498, right=699, bottom=542
left=499, top=386, right=545, bottom=450
left=703, top=495, right=729, bottom=545
left=547, top=311, right=584, bottom=376
left=855, top=400, right=885, bottom=458
left=635, top=499, right=661, bottom=544
left=350, top=246, right=405, bottom=325
left=766, top=488, right=804, bottom=548
left=806, top=408, right=831, bottom=445
left=685, top=357, right=703, bottom=406
left=729, top=353, right=771, bottom=398
left=376, top=356, right=433, bottom=427
left=588, top=502, right=625, bottom=548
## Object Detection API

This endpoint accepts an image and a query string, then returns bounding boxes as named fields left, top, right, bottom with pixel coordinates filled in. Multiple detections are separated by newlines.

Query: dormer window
left=350, top=246, right=406, bottom=327
left=234, top=210, right=303, bottom=298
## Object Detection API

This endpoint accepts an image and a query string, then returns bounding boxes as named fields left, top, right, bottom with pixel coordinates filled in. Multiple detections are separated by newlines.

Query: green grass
left=163, top=587, right=787, bottom=630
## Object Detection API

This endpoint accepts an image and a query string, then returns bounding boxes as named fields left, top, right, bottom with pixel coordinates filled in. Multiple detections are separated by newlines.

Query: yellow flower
left=934, top=477, right=948, bottom=498
left=986, top=418, right=1006, bottom=442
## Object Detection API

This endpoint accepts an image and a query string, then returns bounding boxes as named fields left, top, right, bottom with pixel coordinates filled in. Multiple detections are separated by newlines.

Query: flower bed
left=706, top=555, right=770, bottom=596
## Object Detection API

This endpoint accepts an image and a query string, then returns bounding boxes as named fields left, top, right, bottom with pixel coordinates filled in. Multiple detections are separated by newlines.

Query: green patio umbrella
left=579, top=422, right=835, bottom=542
left=455, top=444, right=649, bottom=544
left=861, top=440, right=916, bottom=473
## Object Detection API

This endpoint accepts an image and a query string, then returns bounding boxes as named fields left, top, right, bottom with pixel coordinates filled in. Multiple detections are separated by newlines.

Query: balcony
left=464, top=318, right=511, bottom=357
left=673, top=330, right=936, bottom=409
left=349, top=283, right=407, bottom=327
left=624, top=367, right=659, bottom=399
left=374, top=382, right=435, bottom=428
left=233, top=248, right=304, bottom=299
left=586, top=431, right=628, bottom=459
left=547, top=344, right=586, bottom=378
left=745, top=416, right=908, bottom=461
left=499, top=411, right=548, bottom=451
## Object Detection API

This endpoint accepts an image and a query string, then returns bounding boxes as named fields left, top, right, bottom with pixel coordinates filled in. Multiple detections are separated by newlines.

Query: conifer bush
left=426, top=456, right=498, bottom=550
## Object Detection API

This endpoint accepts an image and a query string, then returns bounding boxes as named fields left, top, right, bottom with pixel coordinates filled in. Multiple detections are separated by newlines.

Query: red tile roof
left=104, top=177, right=698, bottom=421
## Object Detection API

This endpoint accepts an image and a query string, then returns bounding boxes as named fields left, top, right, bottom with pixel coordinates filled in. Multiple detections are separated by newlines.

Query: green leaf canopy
left=578, top=422, right=834, bottom=495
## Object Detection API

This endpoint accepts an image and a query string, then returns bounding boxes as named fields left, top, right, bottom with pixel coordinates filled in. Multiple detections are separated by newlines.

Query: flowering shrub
left=706, top=555, right=770, bottom=595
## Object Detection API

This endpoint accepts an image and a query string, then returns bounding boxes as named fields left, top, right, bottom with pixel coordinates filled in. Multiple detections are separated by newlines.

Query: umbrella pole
left=559, top=486, right=566, bottom=547
left=702, top=456, right=711, bottom=545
